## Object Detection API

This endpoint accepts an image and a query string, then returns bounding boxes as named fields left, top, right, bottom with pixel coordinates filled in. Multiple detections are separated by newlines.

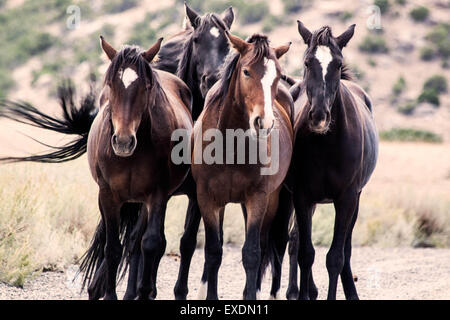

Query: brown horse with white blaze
left=86, top=37, right=192, bottom=299
left=191, top=27, right=293, bottom=300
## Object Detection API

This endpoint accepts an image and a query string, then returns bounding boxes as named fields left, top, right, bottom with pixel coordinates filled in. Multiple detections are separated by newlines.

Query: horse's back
left=156, top=70, right=193, bottom=131
left=341, top=81, right=378, bottom=189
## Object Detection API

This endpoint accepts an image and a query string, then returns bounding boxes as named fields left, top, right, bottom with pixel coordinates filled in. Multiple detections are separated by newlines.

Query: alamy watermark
left=171, top=126, right=280, bottom=176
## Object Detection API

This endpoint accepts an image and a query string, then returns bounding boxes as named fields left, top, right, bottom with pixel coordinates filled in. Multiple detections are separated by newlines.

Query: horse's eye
left=304, top=61, right=309, bottom=68
left=243, top=69, right=250, bottom=77
left=193, top=36, right=199, bottom=43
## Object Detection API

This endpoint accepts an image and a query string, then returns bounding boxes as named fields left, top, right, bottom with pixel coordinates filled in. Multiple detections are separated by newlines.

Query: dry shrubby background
left=0, top=0, right=449, bottom=287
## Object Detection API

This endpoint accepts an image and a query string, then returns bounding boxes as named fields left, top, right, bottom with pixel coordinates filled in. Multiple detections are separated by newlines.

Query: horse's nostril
left=129, top=136, right=136, bottom=149
left=112, top=135, right=118, bottom=145
left=254, top=116, right=263, bottom=130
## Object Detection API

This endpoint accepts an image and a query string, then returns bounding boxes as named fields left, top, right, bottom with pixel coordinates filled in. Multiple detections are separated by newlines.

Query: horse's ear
left=100, top=36, right=117, bottom=60
left=297, top=20, right=312, bottom=45
left=185, top=2, right=200, bottom=29
left=225, top=30, right=248, bottom=54
left=142, top=38, right=163, bottom=63
left=275, top=42, right=292, bottom=59
left=336, top=24, right=356, bottom=49
left=222, top=6, right=234, bottom=29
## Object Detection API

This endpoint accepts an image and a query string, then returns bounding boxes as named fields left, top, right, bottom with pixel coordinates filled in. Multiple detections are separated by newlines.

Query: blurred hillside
left=0, top=0, right=449, bottom=142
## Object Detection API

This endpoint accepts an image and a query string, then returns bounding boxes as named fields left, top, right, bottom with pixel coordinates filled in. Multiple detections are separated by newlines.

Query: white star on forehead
left=121, top=68, right=138, bottom=88
left=315, top=46, right=333, bottom=81
left=210, top=27, right=220, bottom=38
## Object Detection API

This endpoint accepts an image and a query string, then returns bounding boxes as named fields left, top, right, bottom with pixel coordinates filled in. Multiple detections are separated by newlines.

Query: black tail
left=281, top=74, right=297, bottom=87
left=260, top=186, right=294, bottom=296
left=0, top=80, right=97, bottom=163
left=77, top=203, right=143, bottom=298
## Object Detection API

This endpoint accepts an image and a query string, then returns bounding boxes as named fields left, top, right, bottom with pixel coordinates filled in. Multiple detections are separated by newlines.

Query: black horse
left=287, top=21, right=378, bottom=300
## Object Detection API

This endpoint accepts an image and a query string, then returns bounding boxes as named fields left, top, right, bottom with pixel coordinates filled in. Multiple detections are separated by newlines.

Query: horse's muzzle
left=111, top=134, right=137, bottom=157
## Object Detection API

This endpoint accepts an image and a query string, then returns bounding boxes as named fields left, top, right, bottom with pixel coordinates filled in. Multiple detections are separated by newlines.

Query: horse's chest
left=204, top=166, right=261, bottom=204
left=99, top=154, right=163, bottom=201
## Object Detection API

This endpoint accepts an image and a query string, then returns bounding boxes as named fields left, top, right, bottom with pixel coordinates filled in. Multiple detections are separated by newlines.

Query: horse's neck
left=190, top=80, right=205, bottom=121
left=330, top=82, right=359, bottom=137
left=217, top=74, right=249, bottom=132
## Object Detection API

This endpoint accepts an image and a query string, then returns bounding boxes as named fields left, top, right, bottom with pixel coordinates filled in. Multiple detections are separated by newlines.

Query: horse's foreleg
left=326, top=191, right=359, bottom=300
left=340, top=192, right=361, bottom=300
left=98, top=188, right=122, bottom=300
left=174, top=197, right=202, bottom=300
left=293, top=193, right=316, bottom=300
left=137, top=191, right=168, bottom=300
left=242, top=196, right=267, bottom=300
left=197, top=191, right=223, bottom=300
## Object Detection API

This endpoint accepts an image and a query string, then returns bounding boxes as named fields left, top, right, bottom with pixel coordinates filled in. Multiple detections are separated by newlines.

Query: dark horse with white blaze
left=286, top=21, right=378, bottom=300
left=0, top=38, right=193, bottom=300
left=88, top=37, right=193, bottom=299
left=192, top=26, right=293, bottom=299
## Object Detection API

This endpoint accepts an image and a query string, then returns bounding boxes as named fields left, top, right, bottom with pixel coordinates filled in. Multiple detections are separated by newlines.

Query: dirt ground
left=0, top=245, right=449, bottom=300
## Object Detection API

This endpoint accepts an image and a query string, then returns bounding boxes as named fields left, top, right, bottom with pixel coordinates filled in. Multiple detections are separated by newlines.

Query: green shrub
left=262, top=15, right=283, bottom=33
left=103, top=0, right=137, bottom=14
left=425, top=23, right=450, bottom=60
left=237, top=1, right=269, bottom=24
left=374, top=0, right=390, bottom=14
left=282, top=0, right=303, bottom=14
left=0, top=69, right=13, bottom=98
left=397, top=101, right=417, bottom=115
left=380, top=128, right=442, bottom=143
left=392, top=76, right=406, bottom=96
left=359, top=34, right=389, bottom=53
left=409, top=6, right=429, bottom=22
left=395, top=0, right=406, bottom=5
left=367, top=58, right=377, bottom=67
left=423, top=75, right=448, bottom=93
left=418, top=89, right=440, bottom=106
left=420, top=46, right=435, bottom=61
left=127, top=17, right=157, bottom=47
left=339, top=11, right=354, bottom=22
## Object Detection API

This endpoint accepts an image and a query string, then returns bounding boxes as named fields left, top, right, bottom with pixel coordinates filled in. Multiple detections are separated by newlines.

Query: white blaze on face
left=121, top=68, right=138, bottom=88
left=210, top=27, right=220, bottom=38
left=315, top=46, right=333, bottom=82
left=260, top=58, right=276, bottom=128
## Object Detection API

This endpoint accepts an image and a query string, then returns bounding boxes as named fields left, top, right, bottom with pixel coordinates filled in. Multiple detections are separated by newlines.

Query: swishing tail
left=0, top=80, right=97, bottom=163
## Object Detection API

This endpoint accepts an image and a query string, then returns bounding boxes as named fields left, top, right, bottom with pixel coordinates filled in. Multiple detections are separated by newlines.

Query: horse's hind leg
left=326, top=191, right=359, bottom=300
left=286, top=222, right=299, bottom=300
left=123, top=209, right=147, bottom=300
left=340, top=192, right=361, bottom=300
left=174, top=197, right=202, bottom=300
left=98, top=188, right=122, bottom=300
left=137, top=191, right=168, bottom=300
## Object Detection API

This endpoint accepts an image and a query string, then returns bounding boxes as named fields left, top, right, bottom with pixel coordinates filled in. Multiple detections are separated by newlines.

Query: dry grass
left=0, top=142, right=449, bottom=286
